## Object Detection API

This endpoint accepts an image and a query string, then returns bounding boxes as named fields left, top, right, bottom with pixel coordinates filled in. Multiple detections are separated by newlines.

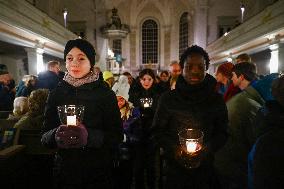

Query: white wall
left=0, top=56, right=24, bottom=84
left=207, top=0, right=240, bottom=44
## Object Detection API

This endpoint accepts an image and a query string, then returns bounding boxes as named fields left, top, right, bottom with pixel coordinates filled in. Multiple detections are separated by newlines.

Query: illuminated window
left=179, top=12, right=189, bottom=57
left=142, top=19, right=158, bottom=64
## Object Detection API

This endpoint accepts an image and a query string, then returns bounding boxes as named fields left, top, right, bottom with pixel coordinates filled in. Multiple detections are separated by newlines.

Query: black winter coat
left=248, top=101, right=284, bottom=189
left=152, top=74, right=228, bottom=188
left=129, top=84, right=161, bottom=139
left=41, top=80, right=123, bottom=188
left=37, top=71, right=60, bottom=91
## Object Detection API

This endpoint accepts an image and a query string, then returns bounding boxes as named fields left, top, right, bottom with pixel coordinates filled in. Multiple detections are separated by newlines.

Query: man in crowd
left=168, top=60, right=182, bottom=89
left=214, top=62, right=270, bottom=189
left=236, top=53, right=251, bottom=64
left=0, top=71, right=14, bottom=111
left=152, top=45, right=228, bottom=189
left=37, top=60, right=61, bottom=91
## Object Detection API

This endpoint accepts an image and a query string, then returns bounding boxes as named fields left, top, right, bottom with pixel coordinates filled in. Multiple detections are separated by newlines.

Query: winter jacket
left=152, top=74, right=228, bottom=188
left=223, top=82, right=241, bottom=102
left=117, top=106, right=142, bottom=161
left=214, top=85, right=265, bottom=188
left=41, top=80, right=123, bottom=188
left=248, top=100, right=284, bottom=189
left=0, top=84, right=14, bottom=111
left=14, top=113, right=43, bottom=130
left=37, top=71, right=60, bottom=91
left=129, top=83, right=161, bottom=139
left=15, top=80, right=36, bottom=97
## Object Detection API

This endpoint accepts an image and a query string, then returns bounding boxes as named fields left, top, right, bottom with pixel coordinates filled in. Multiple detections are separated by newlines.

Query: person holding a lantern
left=128, top=68, right=161, bottom=189
left=152, top=45, right=228, bottom=189
left=41, top=39, right=123, bottom=189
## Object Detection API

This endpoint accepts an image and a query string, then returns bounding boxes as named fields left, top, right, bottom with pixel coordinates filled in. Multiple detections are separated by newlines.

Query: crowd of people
left=0, top=38, right=283, bottom=189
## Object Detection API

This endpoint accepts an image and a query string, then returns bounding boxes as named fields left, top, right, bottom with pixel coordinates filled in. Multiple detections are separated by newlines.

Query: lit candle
left=144, top=102, right=150, bottom=108
left=67, top=115, right=76, bottom=126
left=186, top=141, right=197, bottom=153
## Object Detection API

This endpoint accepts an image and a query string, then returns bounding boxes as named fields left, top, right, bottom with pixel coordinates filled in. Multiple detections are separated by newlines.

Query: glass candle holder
left=140, top=97, right=153, bottom=108
left=178, top=128, right=204, bottom=168
left=57, top=105, right=85, bottom=126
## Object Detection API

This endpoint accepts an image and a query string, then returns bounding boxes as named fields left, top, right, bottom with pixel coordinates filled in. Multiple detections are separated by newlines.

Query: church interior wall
left=207, top=0, right=240, bottom=44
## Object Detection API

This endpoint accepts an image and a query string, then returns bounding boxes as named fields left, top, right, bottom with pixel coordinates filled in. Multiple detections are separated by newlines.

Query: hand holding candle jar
left=178, top=128, right=204, bottom=168
left=140, top=97, right=153, bottom=108
left=57, top=105, right=85, bottom=126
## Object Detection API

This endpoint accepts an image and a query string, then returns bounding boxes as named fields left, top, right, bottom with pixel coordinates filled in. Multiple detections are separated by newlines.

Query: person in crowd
left=252, top=73, right=281, bottom=138
left=103, top=70, right=115, bottom=88
left=215, top=62, right=240, bottom=102
left=37, top=60, right=61, bottom=91
left=214, top=62, right=271, bottom=189
left=129, top=68, right=161, bottom=189
left=157, top=71, right=170, bottom=93
left=41, top=39, right=123, bottom=189
left=160, top=71, right=170, bottom=83
left=0, top=70, right=14, bottom=111
left=169, top=60, right=182, bottom=90
left=248, top=75, right=284, bottom=189
left=14, top=89, right=48, bottom=129
left=93, top=66, right=104, bottom=81
left=112, top=75, right=142, bottom=189
left=236, top=53, right=252, bottom=64
left=123, top=71, right=135, bottom=86
left=123, top=71, right=139, bottom=99
left=16, top=74, right=37, bottom=97
left=152, top=45, right=228, bottom=189
left=169, top=76, right=178, bottom=90
left=7, top=96, right=29, bottom=121
left=169, top=60, right=182, bottom=78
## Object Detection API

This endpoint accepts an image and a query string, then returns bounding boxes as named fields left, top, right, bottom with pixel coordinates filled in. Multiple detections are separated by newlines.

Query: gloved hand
left=55, top=124, right=88, bottom=149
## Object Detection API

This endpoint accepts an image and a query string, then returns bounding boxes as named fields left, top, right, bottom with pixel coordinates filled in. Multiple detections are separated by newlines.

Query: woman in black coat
left=129, top=68, right=161, bottom=189
left=41, top=39, right=123, bottom=189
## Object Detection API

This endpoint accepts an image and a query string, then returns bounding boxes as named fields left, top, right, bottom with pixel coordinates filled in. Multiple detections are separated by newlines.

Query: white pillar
left=193, top=0, right=208, bottom=48
left=25, top=47, right=44, bottom=75
left=269, top=44, right=279, bottom=73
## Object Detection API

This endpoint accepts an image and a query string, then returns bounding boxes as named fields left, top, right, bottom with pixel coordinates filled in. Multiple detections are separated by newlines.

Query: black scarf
left=175, top=73, right=217, bottom=104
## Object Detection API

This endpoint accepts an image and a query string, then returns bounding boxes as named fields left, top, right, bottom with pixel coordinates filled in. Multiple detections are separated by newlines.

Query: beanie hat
left=103, top=71, right=114, bottom=81
left=64, top=39, right=96, bottom=66
left=0, top=70, right=8, bottom=75
left=112, top=75, right=130, bottom=101
left=216, top=62, right=234, bottom=78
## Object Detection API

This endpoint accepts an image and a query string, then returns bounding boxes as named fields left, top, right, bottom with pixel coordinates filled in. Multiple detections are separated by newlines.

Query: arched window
left=179, top=12, right=189, bottom=57
left=142, top=19, right=158, bottom=64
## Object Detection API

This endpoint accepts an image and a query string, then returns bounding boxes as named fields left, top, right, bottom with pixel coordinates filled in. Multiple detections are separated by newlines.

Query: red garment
left=224, top=83, right=241, bottom=102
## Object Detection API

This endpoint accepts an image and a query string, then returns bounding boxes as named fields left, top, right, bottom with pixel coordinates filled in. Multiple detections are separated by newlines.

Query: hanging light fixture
left=240, top=3, right=245, bottom=23
left=63, top=8, right=68, bottom=28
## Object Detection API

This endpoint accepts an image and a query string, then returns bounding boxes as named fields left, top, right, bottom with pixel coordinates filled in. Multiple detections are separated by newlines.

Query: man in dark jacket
left=0, top=71, right=14, bottom=111
left=37, top=60, right=61, bottom=91
left=248, top=75, right=284, bottom=189
left=152, top=45, right=228, bottom=189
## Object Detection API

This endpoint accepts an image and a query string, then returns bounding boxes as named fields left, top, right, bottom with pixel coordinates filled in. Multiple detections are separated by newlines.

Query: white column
left=269, top=44, right=279, bottom=73
left=193, top=0, right=208, bottom=48
left=25, top=47, right=44, bottom=75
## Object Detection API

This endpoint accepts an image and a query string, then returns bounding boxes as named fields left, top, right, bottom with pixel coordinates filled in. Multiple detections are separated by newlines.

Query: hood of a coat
left=175, top=73, right=217, bottom=104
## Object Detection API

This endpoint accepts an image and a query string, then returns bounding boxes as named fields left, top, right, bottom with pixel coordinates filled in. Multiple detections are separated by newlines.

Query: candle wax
left=67, top=115, right=77, bottom=126
left=144, top=102, right=149, bottom=108
left=186, top=141, right=197, bottom=153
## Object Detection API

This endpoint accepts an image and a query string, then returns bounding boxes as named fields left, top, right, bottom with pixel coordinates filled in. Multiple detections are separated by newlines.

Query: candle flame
left=186, top=141, right=197, bottom=153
